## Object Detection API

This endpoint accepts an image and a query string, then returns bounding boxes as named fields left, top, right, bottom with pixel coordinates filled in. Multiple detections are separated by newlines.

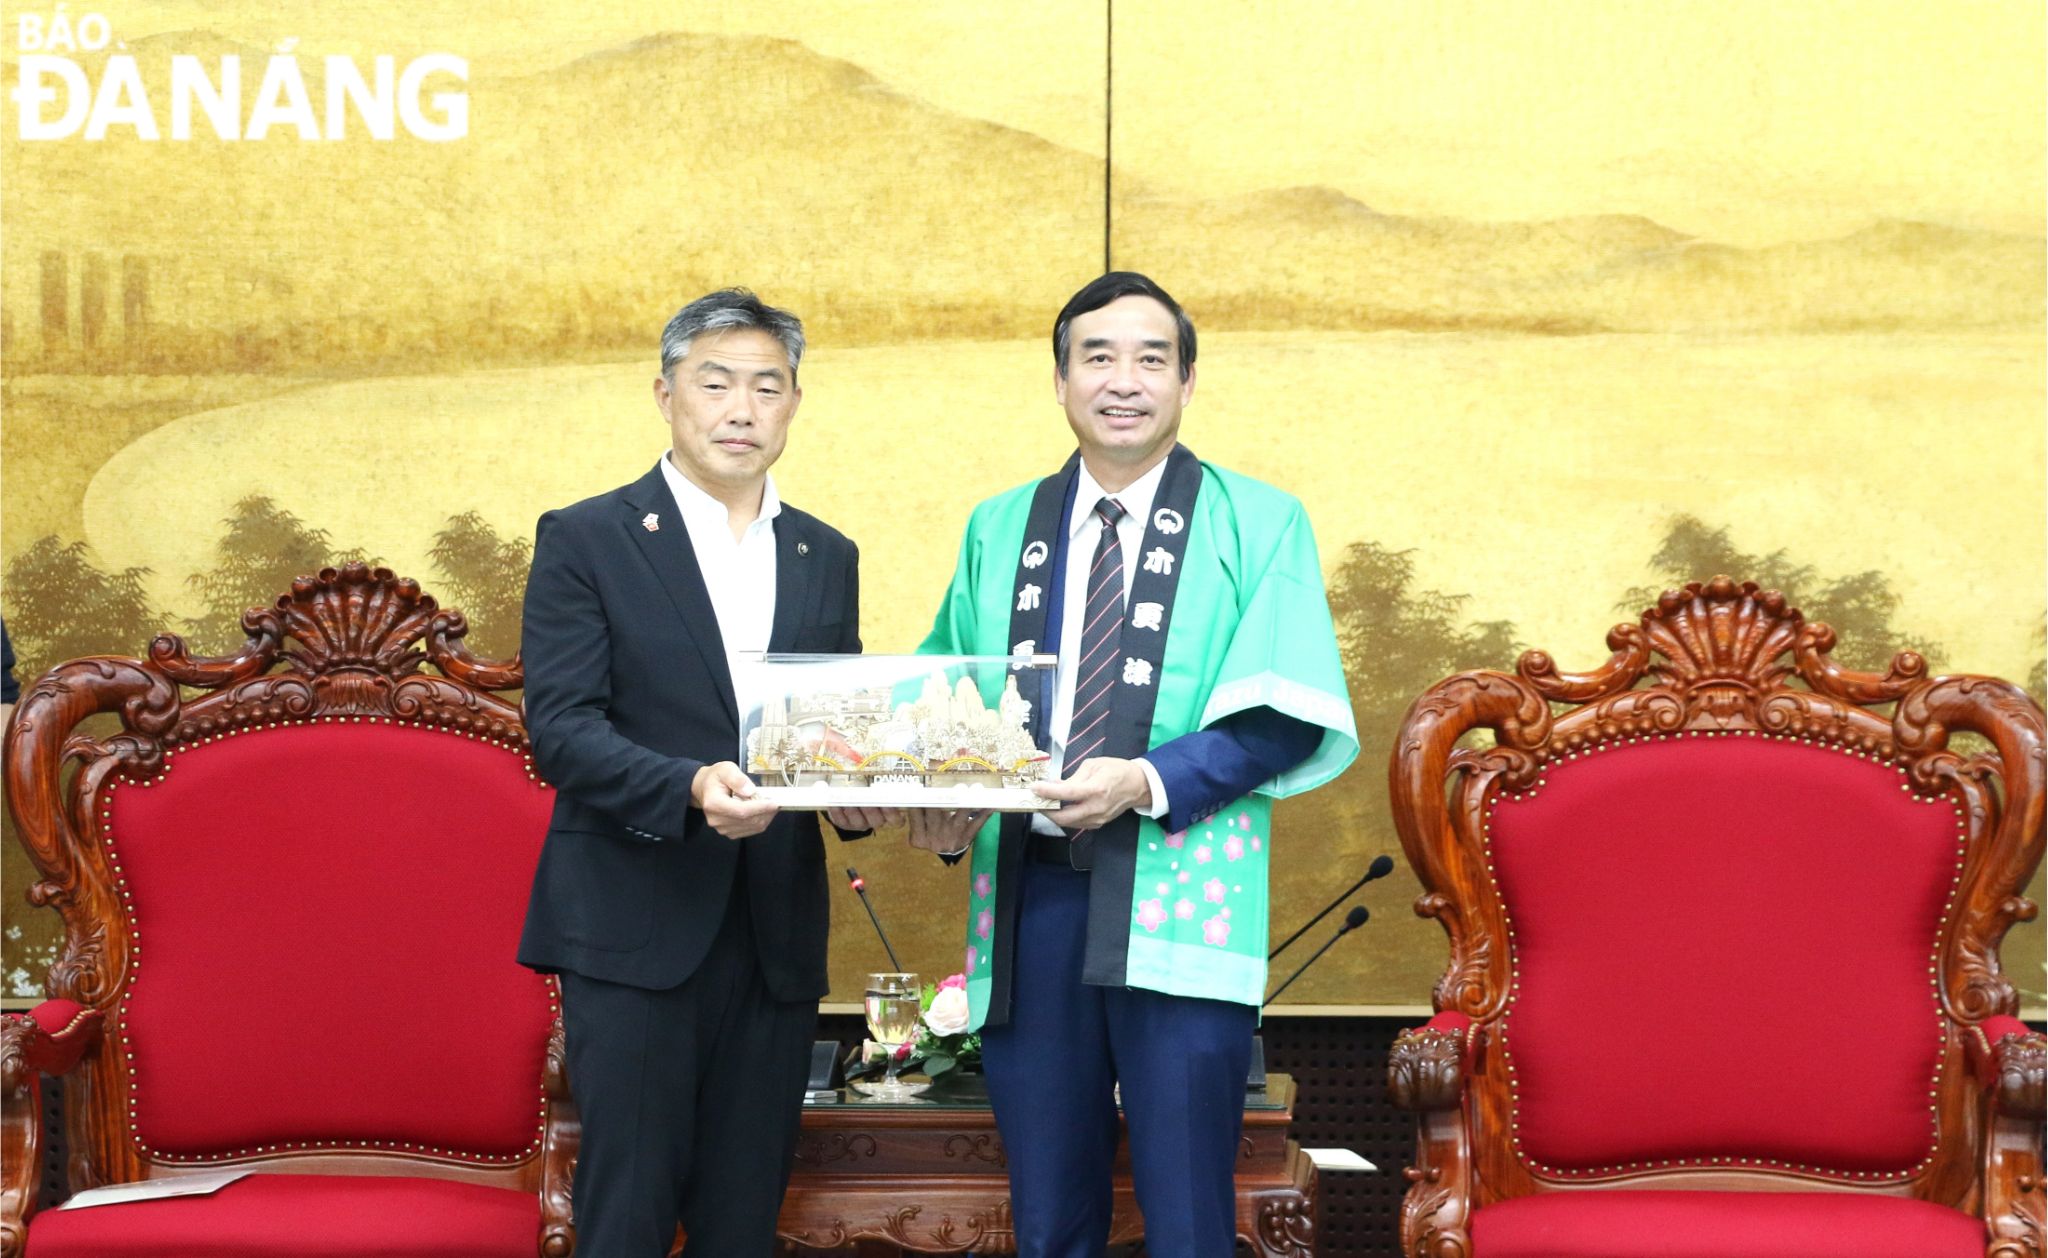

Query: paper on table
left=57, top=1169, right=251, bottom=1210
left=1303, top=1147, right=1377, bottom=1172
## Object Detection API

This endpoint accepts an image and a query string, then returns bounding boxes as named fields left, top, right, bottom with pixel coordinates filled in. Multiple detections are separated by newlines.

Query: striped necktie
left=1066, top=495, right=1128, bottom=774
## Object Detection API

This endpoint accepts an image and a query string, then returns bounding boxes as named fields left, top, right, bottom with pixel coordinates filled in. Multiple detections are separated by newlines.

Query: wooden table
left=775, top=1072, right=1316, bottom=1255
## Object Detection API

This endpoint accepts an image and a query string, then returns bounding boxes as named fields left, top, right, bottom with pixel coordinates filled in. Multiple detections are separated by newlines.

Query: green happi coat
left=920, top=446, right=1358, bottom=1028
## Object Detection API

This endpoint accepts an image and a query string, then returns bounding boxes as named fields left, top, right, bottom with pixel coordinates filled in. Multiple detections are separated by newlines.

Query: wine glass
left=861, top=971, right=923, bottom=1099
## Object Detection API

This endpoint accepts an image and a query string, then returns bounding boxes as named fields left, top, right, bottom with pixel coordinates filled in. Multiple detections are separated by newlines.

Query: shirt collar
left=1069, top=454, right=1167, bottom=539
left=659, top=453, right=781, bottom=535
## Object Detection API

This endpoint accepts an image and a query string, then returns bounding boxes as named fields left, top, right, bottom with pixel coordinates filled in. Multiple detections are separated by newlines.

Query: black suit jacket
left=516, top=462, right=860, bottom=997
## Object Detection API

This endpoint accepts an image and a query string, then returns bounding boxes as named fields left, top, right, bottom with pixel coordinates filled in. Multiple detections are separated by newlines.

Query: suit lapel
left=621, top=463, right=739, bottom=724
left=767, top=512, right=819, bottom=654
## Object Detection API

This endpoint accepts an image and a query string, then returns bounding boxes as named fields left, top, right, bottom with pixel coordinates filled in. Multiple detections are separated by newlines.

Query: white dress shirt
left=1032, top=457, right=1171, bottom=836
left=659, top=453, right=779, bottom=718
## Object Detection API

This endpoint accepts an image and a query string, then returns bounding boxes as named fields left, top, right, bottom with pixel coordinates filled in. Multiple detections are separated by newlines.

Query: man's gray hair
left=659, top=288, right=805, bottom=383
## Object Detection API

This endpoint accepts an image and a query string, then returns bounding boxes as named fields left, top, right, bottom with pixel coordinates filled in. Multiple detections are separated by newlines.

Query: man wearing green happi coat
left=910, top=273, right=1357, bottom=1258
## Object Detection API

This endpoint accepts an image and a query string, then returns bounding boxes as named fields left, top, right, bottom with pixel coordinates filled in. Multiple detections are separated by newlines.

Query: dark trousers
left=982, top=859, right=1258, bottom=1258
left=559, top=877, right=817, bottom=1258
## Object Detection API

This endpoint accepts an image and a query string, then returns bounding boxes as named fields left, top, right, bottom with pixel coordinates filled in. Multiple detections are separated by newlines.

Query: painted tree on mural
left=1619, top=514, right=1944, bottom=672
left=184, top=496, right=375, bottom=656
left=0, top=511, right=532, bottom=681
left=0, top=536, right=164, bottom=996
left=428, top=511, right=531, bottom=660
left=1269, top=540, right=1520, bottom=996
left=0, top=513, right=533, bottom=674
left=2, top=537, right=161, bottom=684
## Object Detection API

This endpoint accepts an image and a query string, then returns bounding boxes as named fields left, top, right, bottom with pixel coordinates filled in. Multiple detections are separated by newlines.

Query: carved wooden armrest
left=1389, top=1011, right=1476, bottom=1258
left=1967, top=1015, right=2045, bottom=1258
left=1, top=1000, right=102, bottom=1091
left=1388, top=1011, right=1475, bottom=1111
left=537, top=997, right=576, bottom=1258
left=1968, top=1016, right=2046, bottom=1116
left=3, top=1001, right=104, bottom=1257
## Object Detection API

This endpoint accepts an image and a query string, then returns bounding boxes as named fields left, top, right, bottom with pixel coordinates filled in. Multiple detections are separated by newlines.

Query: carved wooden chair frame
left=1385, top=577, right=2045, bottom=1258
left=1, top=564, right=576, bottom=1257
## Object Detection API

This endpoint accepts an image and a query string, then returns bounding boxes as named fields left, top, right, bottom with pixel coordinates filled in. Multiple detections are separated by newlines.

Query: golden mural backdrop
left=2, top=0, right=2042, bottom=1010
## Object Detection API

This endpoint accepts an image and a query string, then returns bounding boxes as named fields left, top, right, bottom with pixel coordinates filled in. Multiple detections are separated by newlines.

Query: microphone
left=1269, top=854, right=1394, bottom=961
left=1264, top=906, right=1369, bottom=1006
left=845, top=868, right=905, bottom=972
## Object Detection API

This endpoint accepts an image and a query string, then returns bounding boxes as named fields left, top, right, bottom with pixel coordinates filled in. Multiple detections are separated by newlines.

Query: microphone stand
left=1269, top=855, right=1394, bottom=960
left=845, top=867, right=904, bottom=972
left=1265, top=907, right=1369, bottom=1005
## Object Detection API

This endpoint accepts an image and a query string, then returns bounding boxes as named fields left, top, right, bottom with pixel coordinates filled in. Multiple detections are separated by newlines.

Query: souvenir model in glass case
left=736, top=653, right=1062, bottom=810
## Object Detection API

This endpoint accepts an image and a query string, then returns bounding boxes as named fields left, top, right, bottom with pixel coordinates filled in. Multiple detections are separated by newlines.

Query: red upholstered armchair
left=1386, top=578, right=2045, bottom=1258
left=1, top=565, right=574, bottom=1258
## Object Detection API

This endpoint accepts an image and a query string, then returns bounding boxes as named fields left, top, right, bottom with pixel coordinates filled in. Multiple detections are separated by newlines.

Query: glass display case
left=735, top=653, right=1062, bottom=810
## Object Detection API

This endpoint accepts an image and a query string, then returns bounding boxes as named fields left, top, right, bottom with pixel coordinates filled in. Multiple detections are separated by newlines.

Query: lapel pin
left=641, top=513, right=660, bottom=532
left=797, top=541, right=809, bottom=555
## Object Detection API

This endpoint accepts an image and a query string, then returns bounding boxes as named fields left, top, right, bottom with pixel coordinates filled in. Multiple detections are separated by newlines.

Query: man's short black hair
left=660, top=287, right=805, bottom=385
left=1053, top=272, right=1196, bottom=382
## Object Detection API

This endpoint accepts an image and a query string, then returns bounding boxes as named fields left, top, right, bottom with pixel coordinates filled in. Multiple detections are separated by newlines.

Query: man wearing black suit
left=518, top=289, right=888, bottom=1257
